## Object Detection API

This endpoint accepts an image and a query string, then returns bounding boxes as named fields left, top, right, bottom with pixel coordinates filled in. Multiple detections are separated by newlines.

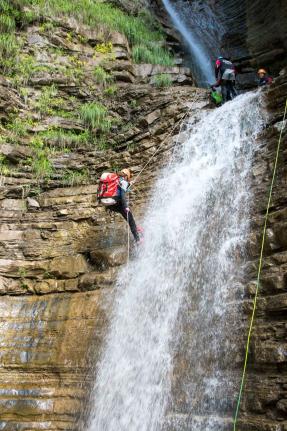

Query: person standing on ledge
left=213, top=55, right=237, bottom=103
left=257, top=68, right=273, bottom=86
left=97, top=168, right=143, bottom=243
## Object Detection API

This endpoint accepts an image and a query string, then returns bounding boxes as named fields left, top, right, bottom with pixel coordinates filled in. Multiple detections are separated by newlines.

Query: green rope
left=233, top=97, right=287, bottom=431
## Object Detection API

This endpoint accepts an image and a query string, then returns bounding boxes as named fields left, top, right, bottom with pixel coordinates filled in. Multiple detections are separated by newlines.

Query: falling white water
left=162, top=0, right=215, bottom=86
left=87, top=92, right=265, bottom=431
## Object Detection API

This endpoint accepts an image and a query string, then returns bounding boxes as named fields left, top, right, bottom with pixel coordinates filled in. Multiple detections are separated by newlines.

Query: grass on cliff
left=80, top=102, right=112, bottom=132
left=22, top=0, right=175, bottom=66
left=153, top=73, right=173, bottom=88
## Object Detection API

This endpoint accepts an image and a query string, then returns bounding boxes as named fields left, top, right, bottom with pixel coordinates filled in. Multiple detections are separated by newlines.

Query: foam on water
left=87, top=92, right=265, bottom=431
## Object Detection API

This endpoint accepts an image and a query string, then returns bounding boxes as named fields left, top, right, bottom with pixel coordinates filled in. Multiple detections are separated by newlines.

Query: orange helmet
left=257, top=68, right=267, bottom=75
left=120, top=168, right=131, bottom=181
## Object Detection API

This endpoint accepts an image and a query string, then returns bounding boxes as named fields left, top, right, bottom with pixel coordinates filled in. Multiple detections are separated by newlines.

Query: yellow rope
left=233, top=97, right=287, bottom=430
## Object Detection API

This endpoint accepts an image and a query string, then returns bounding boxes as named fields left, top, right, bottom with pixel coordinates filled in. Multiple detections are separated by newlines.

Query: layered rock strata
left=0, top=12, right=206, bottom=429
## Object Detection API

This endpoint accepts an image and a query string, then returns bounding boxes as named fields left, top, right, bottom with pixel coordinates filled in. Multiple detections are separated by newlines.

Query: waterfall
left=86, top=92, right=265, bottom=431
left=161, top=0, right=217, bottom=86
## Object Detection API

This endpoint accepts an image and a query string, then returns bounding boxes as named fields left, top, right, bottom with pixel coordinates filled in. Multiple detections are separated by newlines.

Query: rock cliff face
left=0, top=1, right=286, bottom=430
left=0, top=3, right=205, bottom=428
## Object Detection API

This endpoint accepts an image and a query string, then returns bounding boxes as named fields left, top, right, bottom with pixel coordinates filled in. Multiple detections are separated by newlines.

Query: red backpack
left=97, top=172, right=119, bottom=206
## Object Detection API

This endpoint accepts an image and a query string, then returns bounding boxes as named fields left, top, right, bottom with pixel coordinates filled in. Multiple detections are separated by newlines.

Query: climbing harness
left=131, top=90, right=201, bottom=189
left=233, top=97, right=287, bottom=431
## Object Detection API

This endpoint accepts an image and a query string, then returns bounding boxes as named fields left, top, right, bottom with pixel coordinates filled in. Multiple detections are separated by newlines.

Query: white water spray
left=86, top=93, right=265, bottom=431
left=162, top=0, right=214, bottom=86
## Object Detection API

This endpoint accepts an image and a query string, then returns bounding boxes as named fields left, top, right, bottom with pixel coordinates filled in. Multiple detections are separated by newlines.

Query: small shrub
left=80, top=102, right=112, bottom=132
left=153, top=73, right=173, bottom=88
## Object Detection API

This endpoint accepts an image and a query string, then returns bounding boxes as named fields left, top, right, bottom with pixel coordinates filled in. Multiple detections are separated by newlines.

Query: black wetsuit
left=109, top=177, right=139, bottom=242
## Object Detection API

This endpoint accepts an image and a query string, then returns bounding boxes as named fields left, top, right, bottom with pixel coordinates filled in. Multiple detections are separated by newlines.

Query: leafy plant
left=80, top=102, right=112, bottom=132
left=153, top=73, right=173, bottom=88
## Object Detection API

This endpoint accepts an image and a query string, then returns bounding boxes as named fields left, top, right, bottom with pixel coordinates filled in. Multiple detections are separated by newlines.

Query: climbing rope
left=233, top=97, right=287, bottom=431
left=125, top=91, right=201, bottom=257
left=130, top=90, right=201, bottom=189
left=126, top=210, right=130, bottom=264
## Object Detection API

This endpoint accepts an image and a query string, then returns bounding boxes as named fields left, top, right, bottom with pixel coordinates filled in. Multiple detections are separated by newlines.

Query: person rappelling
left=97, top=168, right=143, bottom=244
left=211, top=55, right=237, bottom=103
left=257, top=68, right=273, bottom=87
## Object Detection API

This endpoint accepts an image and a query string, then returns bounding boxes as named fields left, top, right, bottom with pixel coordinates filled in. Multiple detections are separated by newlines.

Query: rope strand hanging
left=233, top=97, right=287, bottom=431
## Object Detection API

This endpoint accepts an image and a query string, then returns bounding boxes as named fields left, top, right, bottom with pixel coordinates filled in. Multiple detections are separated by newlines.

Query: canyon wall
left=0, top=1, right=286, bottom=430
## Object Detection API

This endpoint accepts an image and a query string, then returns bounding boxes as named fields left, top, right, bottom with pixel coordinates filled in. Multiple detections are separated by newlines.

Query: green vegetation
left=29, top=137, right=54, bottom=179
left=0, top=0, right=36, bottom=73
left=0, top=34, right=21, bottom=73
left=104, top=84, right=118, bottom=97
left=34, top=86, right=72, bottom=118
left=41, top=129, right=90, bottom=148
left=0, top=13, right=16, bottom=32
left=22, top=0, right=174, bottom=66
left=132, top=45, right=174, bottom=66
left=0, top=155, right=10, bottom=177
left=62, top=168, right=89, bottom=186
left=95, top=42, right=113, bottom=54
left=94, top=66, right=113, bottom=87
left=6, top=117, right=34, bottom=138
left=153, top=73, right=173, bottom=88
left=80, top=102, right=112, bottom=132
